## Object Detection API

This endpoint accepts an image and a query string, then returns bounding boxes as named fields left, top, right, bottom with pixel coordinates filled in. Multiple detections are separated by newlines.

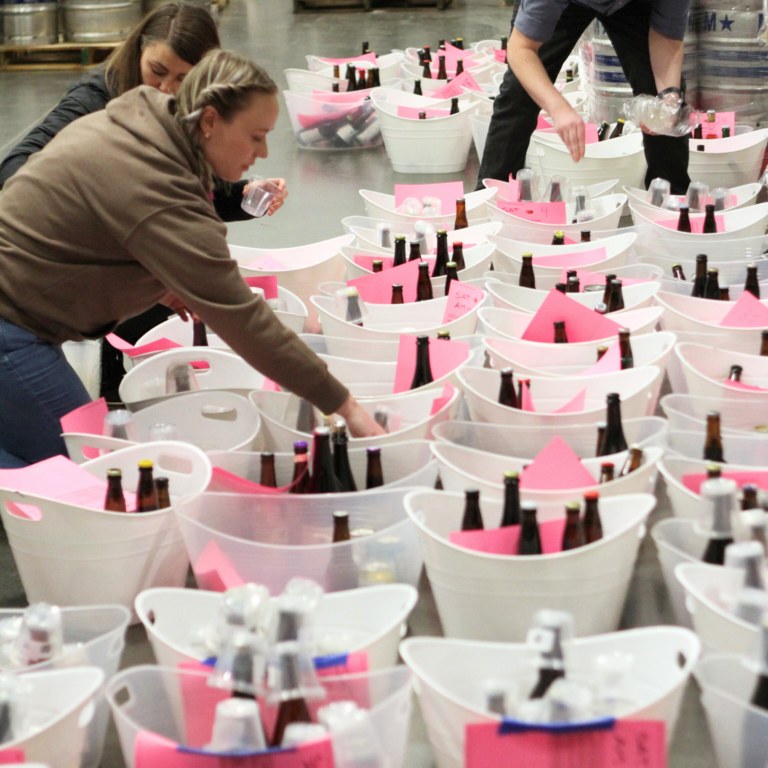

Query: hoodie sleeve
left=122, top=199, right=350, bottom=415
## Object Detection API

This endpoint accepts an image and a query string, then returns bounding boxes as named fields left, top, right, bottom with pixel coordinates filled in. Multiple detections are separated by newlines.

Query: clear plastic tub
left=675, top=563, right=757, bottom=656
left=623, top=182, right=762, bottom=211
left=63, top=391, right=262, bottom=463
left=482, top=178, right=619, bottom=205
left=106, top=663, right=412, bottom=768
left=401, top=627, right=700, bottom=768
left=0, top=442, right=211, bottom=616
left=485, top=265, right=662, bottom=294
left=661, top=393, right=768, bottom=434
left=135, top=584, right=418, bottom=671
left=404, top=489, right=654, bottom=640
left=174, top=487, right=423, bottom=594
left=687, top=128, right=768, bottom=188
left=662, top=429, right=768, bottom=466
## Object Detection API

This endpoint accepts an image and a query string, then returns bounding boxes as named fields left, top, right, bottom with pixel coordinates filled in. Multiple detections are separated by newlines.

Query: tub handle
left=78, top=700, right=95, bottom=729
left=685, top=595, right=697, bottom=617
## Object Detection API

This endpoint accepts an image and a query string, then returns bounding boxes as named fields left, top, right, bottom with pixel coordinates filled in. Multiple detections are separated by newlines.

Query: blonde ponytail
left=174, top=50, right=277, bottom=192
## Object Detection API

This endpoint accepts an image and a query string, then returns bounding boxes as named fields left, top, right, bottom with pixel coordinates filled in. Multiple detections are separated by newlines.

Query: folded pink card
left=576, top=341, right=621, bottom=376
left=318, top=52, right=377, bottom=65
left=243, top=275, right=279, bottom=300
left=682, top=471, right=768, bottom=494
left=553, top=387, right=587, bottom=414
left=724, top=379, right=768, bottom=392
left=430, top=381, right=455, bottom=415
left=244, top=255, right=288, bottom=272
left=176, top=661, right=232, bottom=747
left=60, top=397, right=108, bottom=437
left=536, top=115, right=552, bottom=130
left=449, top=517, right=566, bottom=555
left=531, top=247, right=608, bottom=269
left=442, top=280, right=485, bottom=324
left=507, top=177, right=519, bottom=202
left=430, top=70, right=483, bottom=98
left=520, top=437, right=595, bottom=490
left=443, top=42, right=478, bottom=69
left=465, top=719, right=666, bottom=768
left=0, top=750, right=25, bottom=763
left=521, top=289, right=621, bottom=343
left=311, top=89, right=371, bottom=103
left=193, top=539, right=245, bottom=593
left=520, top=380, right=535, bottom=412
left=347, top=258, right=423, bottom=303
left=558, top=268, right=652, bottom=289
left=394, top=181, right=464, bottom=215
left=719, top=290, right=768, bottom=328
left=393, top=335, right=469, bottom=393
left=106, top=334, right=183, bottom=358
left=397, top=106, right=451, bottom=119
left=496, top=201, right=567, bottom=224
left=494, top=48, right=507, bottom=63
left=656, top=213, right=726, bottom=234
left=692, top=110, right=735, bottom=135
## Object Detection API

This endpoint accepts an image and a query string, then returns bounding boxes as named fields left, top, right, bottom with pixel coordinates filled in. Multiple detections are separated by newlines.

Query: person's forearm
left=508, top=40, right=566, bottom=116
left=648, top=28, right=684, bottom=93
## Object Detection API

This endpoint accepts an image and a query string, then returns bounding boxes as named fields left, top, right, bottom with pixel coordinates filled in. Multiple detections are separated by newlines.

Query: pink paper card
left=576, top=341, right=621, bottom=376
left=193, top=539, right=245, bottom=592
left=553, top=387, right=587, bottom=414
left=442, top=281, right=485, bottom=324
left=430, top=381, right=455, bottom=415
left=507, top=177, right=519, bottom=202
left=465, top=719, right=666, bottom=768
left=176, top=662, right=232, bottom=748
left=318, top=52, right=377, bottom=65
left=520, top=437, right=595, bottom=490
left=347, top=258, right=423, bottom=304
left=559, top=268, right=652, bottom=289
left=536, top=115, right=552, bottom=130
left=245, top=255, right=288, bottom=272
left=106, top=334, right=183, bottom=357
left=297, top=104, right=360, bottom=129
left=60, top=397, right=108, bottom=437
left=393, top=336, right=469, bottom=393
left=443, top=42, right=477, bottom=69
left=719, top=291, right=768, bottom=328
left=531, top=247, right=608, bottom=269
left=496, top=201, right=567, bottom=224
left=394, top=181, right=464, bottom=216
left=0, top=750, right=25, bottom=764
left=656, top=213, right=726, bottom=234
left=521, top=289, right=621, bottom=343
left=397, top=106, right=451, bottom=119
left=449, top=517, right=566, bottom=555
left=311, top=89, right=371, bottom=103
left=134, top=729, right=335, bottom=768
left=243, top=275, right=279, bottom=300
left=314, top=650, right=369, bottom=677
left=692, top=110, right=735, bottom=135
left=520, top=381, right=535, bottom=412
left=724, top=379, right=768, bottom=392
left=494, top=48, right=507, bottom=63
left=682, top=471, right=768, bottom=494
left=430, top=70, right=483, bottom=99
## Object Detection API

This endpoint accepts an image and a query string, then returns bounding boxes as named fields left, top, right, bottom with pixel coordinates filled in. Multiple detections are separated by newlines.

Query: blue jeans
left=0, top=318, right=91, bottom=468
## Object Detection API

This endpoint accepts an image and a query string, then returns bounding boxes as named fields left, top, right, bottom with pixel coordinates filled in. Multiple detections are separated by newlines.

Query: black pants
left=477, top=0, right=691, bottom=194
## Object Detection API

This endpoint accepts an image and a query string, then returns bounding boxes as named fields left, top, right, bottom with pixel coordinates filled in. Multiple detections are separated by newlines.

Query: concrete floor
left=0, top=0, right=717, bottom=765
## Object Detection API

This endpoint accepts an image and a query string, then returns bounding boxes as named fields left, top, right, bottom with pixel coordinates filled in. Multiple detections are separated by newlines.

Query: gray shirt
left=514, top=0, right=691, bottom=43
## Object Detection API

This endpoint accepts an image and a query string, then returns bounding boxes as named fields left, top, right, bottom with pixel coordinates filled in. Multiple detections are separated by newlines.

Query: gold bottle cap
left=565, top=502, right=581, bottom=511
left=504, top=470, right=519, bottom=480
left=554, top=231, right=564, bottom=238
left=138, top=460, right=153, bottom=469
left=446, top=261, right=457, bottom=268
left=107, top=469, right=122, bottom=478
left=617, top=118, right=626, bottom=124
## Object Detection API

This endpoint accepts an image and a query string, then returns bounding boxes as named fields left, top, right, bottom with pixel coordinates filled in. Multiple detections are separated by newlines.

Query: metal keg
left=62, top=0, right=140, bottom=42
left=142, top=0, right=213, bottom=16
left=1, top=0, right=59, bottom=46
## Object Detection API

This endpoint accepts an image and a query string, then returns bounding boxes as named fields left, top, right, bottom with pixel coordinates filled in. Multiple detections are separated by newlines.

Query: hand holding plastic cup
left=242, top=176, right=281, bottom=218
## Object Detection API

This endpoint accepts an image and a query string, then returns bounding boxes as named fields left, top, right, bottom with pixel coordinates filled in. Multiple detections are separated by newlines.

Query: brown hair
left=105, top=2, right=220, bottom=97
left=175, top=50, right=277, bottom=192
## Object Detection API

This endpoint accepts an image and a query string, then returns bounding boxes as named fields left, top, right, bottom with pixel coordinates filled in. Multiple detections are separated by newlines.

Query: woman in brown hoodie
left=0, top=50, right=382, bottom=467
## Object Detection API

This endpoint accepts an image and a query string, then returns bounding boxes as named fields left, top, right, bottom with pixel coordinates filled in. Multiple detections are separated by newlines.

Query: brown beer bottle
left=445, top=262, right=459, bottom=296
left=290, top=441, right=310, bottom=494
left=619, top=445, right=643, bottom=476
left=701, top=479, right=735, bottom=565
left=702, top=203, right=718, bottom=234
left=332, top=421, right=357, bottom=493
left=597, top=121, right=610, bottom=141
left=451, top=242, right=466, bottom=271
left=581, top=230, right=591, bottom=243
left=567, top=276, right=580, bottom=293
left=308, top=427, right=341, bottom=494
left=500, top=35, right=508, bottom=50
left=461, top=489, right=484, bottom=531
left=136, top=460, right=159, bottom=512
left=608, top=118, right=625, bottom=139
left=270, top=647, right=313, bottom=746
left=422, top=60, right=432, bottom=79
left=454, top=199, right=469, bottom=230
left=519, top=253, right=536, bottom=289
left=720, top=287, right=730, bottom=301
left=357, top=69, right=367, bottom=90
left=500, top=471, right=521, bottom=527
left=433, top=230, right=450, bottom=278
left=498, top=368, right=518, bottom=408
left=600, top=462, right=615, bottom=483
left=346, top=64, right=357, bottom=92
left=601, top=274, right=617, bottom=306
left=703, top=411, right=725, bottom=463
left=607, top=279, right=625, bottom=312
left=518, top=502, right=542, bottom=555
left=326, top=510, right=359, bottom=592
left=618, top=328, right=633, bottom=369
left=672, top=264, right=686, bottom=280
left=260, top=452, right=277, bottom=488
left=691, top=254, right=708, bottom=297
left=677, top=205, right=692, bottom=233
left=332, top=82, right=340, bottom=93
left=596, top=346, right=608, bottom=361
left=561, top=502, right=586, bottom=551
left=583, top=491, right=603, bottom=542
left=707, top=463, right=722, bottom=479
left=418, top=111, right=427, bottom=120
left=761, top=330, right=768, bottom=357
left=555, top=282, right=567, bottom=294
left=554, top=321, right=568, bottom=343
left=410, top=336, right=434, bottom=389
left=423, top=45, right=432, bottom=62
left=409, top=240, right=422, bottom=261
left=416, top=262, right=434, bottom=302
left=595, top=422, right=606, bottom=456
left=599, top=393, right=628, bottom=455
left=551, top=231, right=565, bottom=245
left=154, top=477, right=171, bottom=509
left=437, top=54, right=448, bottom=80
left=393, top=235, right=407, bottom=267
left=743, top=484, right=759, bottom=511
left=703, top=268, right=720, bottom=300
left=391, top=284, right=404, bottom=305
left=745, top=264, right=761, bottom=299
left=413, top=78, right=423, bottom=95
left=372, top=259, right=383, bottom=273
left=365, top=447, right=384, bottom=489
left=104, top=469, right=126, bottom=512
left=361, top=41, right=369, bottom=54
left=693, top=123, right=702, bottom=139
left=192, top=318, right=208, bottom=347
left=729, top=365, right=743, bottom=382
left=333, top=64, right=340, bottom=79
left=450, top=97, right=460, bottom=115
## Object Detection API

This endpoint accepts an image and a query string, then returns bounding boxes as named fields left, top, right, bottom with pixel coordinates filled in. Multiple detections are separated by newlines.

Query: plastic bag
left=622, top=93, right=693, bottom=137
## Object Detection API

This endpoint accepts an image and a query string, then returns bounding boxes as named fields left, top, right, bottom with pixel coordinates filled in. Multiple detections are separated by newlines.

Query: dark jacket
left=0, top=69, right=253, bottom=222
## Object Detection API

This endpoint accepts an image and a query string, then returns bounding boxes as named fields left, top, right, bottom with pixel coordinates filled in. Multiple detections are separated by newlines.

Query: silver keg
left=62, top=0, right=141, bottom=42
left=1, top=1, right=58, bottom=46
left=142, top=0, right=213, bottom=16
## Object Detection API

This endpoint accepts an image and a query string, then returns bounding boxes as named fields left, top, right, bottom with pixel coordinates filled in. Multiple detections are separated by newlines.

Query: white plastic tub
left=175, top=487, right=423, bottom=594
left=483, top=178, right=618, bottom=204
left=661, top=393, right=768, bottom=434
left=135, top=584, right=418, bottom=671
left=401, top=627, right=699, bottom=768
left=688, top=128, right=768, bottom=188
left=300, top=333, right=482, bottom=362
left=662, top=429, right=768, bottom=465
left=404, top=490, right=655, bottom=641
left=0, top=442, right=211, bottom=616
left=486, top=264, right=662, bottom=293
left=310, top=51, right=405, bottom=80
left=623, top=182, right=761, bottom=211
left=106, top=663, right=412, bottom=768
left=469, top=113, right=490, bottom=159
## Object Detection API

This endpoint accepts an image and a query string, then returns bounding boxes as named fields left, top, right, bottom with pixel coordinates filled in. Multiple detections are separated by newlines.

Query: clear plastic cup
left=685, top=181, right=710, bottom=213
left=398, top=197, right=423, bottom=216
left=282, top=723, right=328, bottom=747
left=710, top=187, right=732, bottom=211
left=647, top=178, right=670, bottom=207
left=165, top=362, right=199, bottom=395
left=515, top=168, right=539, bottom=202
left=12, top=604, right=63, bottom=667
left=569, top=186, right=591, bottom=216
left=103, top=410, right=138, bottom=441
left=206, top=698, right=267, bottom=753
left=576, top=209, right=596, bottom=223
left=241, top=176, right=280, bottom=218
left=543, top=175, right=569, bottom=204
left=661, top=196, right=682, bottom=212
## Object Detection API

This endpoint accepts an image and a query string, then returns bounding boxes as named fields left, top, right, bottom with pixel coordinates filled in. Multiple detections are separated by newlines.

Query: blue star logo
left=720, top=14, right=734, bottom=31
